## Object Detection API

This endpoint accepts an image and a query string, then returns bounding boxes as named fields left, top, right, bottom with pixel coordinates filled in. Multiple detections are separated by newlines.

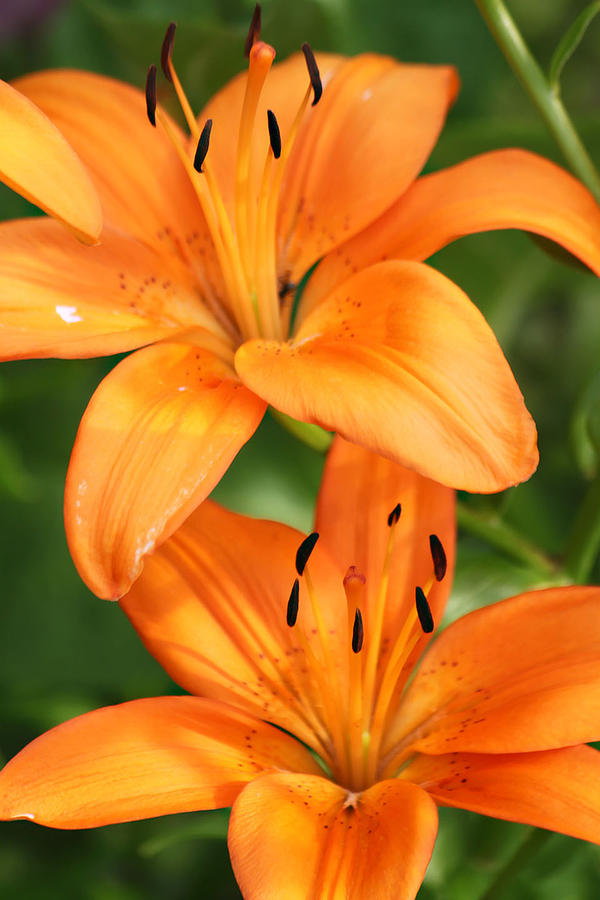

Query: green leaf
left=138, top=811, right=230, bottom=857
left=548, top=1, right=600, bottom=90
left=270, top=408, right=333, bottom=454
left=446, top=542, right=561, bottom=627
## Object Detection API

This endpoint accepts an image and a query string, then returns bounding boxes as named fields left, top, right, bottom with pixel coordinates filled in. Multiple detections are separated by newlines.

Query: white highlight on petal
left=56, top=305, right=83, bottom=324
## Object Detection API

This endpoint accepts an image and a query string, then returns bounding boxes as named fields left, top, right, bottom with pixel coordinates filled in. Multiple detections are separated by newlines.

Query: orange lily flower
left=0, top=78, right=101, bottom=242
left=2, top=437, right=600, bottom=899
left=4, top=16, right=600, bottom=599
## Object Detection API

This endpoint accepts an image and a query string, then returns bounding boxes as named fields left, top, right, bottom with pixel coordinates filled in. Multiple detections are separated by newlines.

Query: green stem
left=474, top=0, right=600, bottom=204
left=563, top=473, right=600, bottom=582
left=269, top=408, right=333, bottom=453
left=478, top=828, right=551, bottom=900
left=457, top=502, right=558, bottom=577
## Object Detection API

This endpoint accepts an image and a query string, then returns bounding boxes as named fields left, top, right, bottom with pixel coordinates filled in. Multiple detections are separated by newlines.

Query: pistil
left=235, top=40, right=275, bottom=291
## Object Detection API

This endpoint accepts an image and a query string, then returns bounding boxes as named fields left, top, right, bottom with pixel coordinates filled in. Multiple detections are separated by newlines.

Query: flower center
left=287, top=510, right=447, bottom=793
left=145, top=9, right=323, bottom=345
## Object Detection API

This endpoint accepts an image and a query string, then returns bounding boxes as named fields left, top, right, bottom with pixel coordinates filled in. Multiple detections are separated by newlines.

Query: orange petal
left=0, top=218, right=224, bottom=360
left=121, top=500, right=348, bottom=753
left=280, top=58, right=459, bottom=280
left=0, top=696, right=321, bottom=828
left=404, top=745, right=600, bottom=845
left=235, top=260, right=538, bottom=493
left=229, top=773, right=438, bottom=900
left=316, top=436, right=455, bottom=641
left=302, top=148, right=600, bottom=315
left=13, top=70, right=226, bottom=295
left=0, top=79, right=101, bottom=242
left=386, top=586, right=600, bottom=757
left=65, top=343, right=265, bottom=599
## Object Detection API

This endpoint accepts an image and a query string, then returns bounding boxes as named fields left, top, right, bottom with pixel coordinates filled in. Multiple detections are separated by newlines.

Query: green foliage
left=548, top=0, right=600, bottom=90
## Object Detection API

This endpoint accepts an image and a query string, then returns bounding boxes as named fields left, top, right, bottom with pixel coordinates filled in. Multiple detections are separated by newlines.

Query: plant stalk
left=474, top=0, right=600, bottom=203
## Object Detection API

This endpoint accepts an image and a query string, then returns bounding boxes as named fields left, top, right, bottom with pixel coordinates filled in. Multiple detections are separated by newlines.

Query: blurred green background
left=1, top=0, right=600, bottom=896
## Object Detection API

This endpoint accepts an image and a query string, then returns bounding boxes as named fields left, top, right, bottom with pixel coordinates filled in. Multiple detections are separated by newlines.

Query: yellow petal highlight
left=65, top=344, right=265, bottom=599
left=405, top=745, right=600, bottom=845
left=236, top=260, right=538, bottom=493
left=229, top=773, right=438, bottom=900
left=0, top=697, right=320, bottom=828
left=0, top=79, right=101, bottom=242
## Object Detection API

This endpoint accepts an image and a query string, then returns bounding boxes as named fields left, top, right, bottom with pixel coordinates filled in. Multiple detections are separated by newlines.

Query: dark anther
left=278, top=280, right=298, bottom=300
left=302, top=43, right=322, bottom=105
left=145, top=65, right=157, bottom=127
left=387, top=503, right=402, bottom=527
left=296, top=532, right=319, bottom=576
left=429, top=534, right=447, bottom=582
left=193, top=119, right=213, bottom=173
left=415, top=586, right=434, bottom=634
left=161, top=22, right=177, bottom=82
left=244, top=3, right=262, bottom=57
left=287, top=578, right=300, bottom=627
left=352, top=608, right=364, bottom=653
left=267, top=109, right=282, bottom=159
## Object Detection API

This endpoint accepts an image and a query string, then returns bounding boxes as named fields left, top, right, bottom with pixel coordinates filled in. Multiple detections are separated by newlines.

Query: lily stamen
left=147, top=14, right=331, bottom=349
left=415, top=586, right=435, bottom=634
left=295, top=531, right=319, bottom=575
left=160, top=22, right=200, bottom=140
left=144, top=65, right=157, bottom=127
left=193, top=119, right=213, bottom=174
left=156, top=109, right=255, bottom=337
left=286, top=578, right=300, bottom=627
left=155, top=38, right=257, bottom=337
left=156, top=19, right=262, bottom=338
left=361, top=502, right=401, bottom=729
left=429, top=533, right=447, bottom=581
left=301, top=42, right=323, bottom=105
left=351, top=608, right=364, bottom=654
left=266, top=109, right=282, bottom=159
